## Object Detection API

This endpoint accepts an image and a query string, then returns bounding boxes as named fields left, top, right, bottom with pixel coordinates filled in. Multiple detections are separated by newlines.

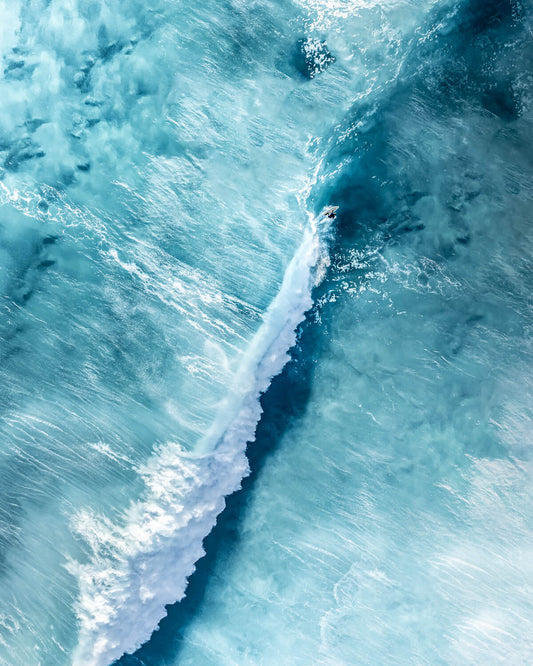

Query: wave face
left=1, top=0, right=532, bottom=664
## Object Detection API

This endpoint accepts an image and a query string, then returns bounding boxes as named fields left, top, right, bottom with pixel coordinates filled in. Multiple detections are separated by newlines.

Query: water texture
left=0, top=0, right=532, bottom=664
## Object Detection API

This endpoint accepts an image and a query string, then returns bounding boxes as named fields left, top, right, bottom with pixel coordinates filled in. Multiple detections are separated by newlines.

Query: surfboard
left=322, top=205, right=339, bottom=219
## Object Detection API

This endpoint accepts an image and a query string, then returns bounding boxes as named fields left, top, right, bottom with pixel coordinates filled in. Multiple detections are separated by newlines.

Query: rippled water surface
left=0, top=0, right=532, bottom=664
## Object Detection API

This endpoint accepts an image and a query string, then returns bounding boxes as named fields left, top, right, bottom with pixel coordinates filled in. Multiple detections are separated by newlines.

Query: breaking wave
left=71, top=213, right=331, bottom=665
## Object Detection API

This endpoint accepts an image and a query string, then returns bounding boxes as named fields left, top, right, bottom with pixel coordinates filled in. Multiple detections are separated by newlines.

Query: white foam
left=70, top=214, right=331, bottom=666
left=0, top=1, right=21, bottom=60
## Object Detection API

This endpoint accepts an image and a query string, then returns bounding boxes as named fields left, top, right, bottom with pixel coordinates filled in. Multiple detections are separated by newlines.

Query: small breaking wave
left=70, top=211, right=333, bottom=666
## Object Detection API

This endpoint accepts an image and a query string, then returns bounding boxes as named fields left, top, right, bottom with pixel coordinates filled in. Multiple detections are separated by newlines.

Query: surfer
left=322, top=205, right=339, bottom=219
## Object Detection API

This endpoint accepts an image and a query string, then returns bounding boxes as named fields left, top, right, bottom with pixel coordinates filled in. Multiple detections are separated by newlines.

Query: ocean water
left=0, top=0, right=532, bottom=664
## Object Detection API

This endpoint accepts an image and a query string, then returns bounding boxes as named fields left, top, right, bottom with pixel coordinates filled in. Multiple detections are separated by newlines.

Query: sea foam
left=71, top=212, right=331, bottom=665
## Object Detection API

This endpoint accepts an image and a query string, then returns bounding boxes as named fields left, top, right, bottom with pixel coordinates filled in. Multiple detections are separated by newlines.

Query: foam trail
left=71, top=211, right=332, bottom=666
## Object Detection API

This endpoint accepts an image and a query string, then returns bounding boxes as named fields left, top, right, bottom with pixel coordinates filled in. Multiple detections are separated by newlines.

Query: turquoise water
left=1, top=0, right=532, bottom=664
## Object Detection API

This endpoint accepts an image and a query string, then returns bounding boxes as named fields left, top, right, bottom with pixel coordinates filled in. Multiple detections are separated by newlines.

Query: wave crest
left=71, top=217, right=331, bottom=665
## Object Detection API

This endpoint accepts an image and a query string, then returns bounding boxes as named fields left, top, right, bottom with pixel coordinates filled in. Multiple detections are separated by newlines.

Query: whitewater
left=1, top=0, right=533, bottom=664
left=72, top=213, right=331, bottom=665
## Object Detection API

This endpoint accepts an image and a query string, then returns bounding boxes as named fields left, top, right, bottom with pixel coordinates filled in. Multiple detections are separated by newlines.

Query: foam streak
left=71, top=218, right=330, bottom=666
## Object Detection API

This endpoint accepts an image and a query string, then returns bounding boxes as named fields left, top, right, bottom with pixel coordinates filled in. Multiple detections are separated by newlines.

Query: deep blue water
left=0, top=0, right=532, bottom=664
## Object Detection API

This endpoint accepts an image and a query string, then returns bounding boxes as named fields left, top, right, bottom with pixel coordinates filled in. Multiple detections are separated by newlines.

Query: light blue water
left=0, top=0, right=532, bottom=664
